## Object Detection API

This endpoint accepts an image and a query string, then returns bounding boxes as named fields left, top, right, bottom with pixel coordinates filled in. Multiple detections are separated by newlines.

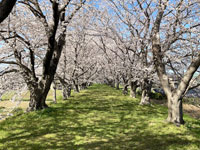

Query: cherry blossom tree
left=0, top=0, right=86, bottom=111
left=0, top=0, right=17, bottom=23
left=56, top=6, right=100, bottom=98
left=100, top=0, right=199, bottom=125
left=151, top=0, right=200, bottom=125
left=0, top=0, right=199, bottom=126
left=94, top=0, right=156, bottom=104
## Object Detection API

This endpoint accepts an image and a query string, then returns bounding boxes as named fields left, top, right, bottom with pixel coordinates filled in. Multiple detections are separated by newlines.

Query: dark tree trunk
left=130, top=81, right=138, bottom=98
left=24, top=73, right=55, bottom=111
left=116, top=79, right=120, bottom=90
left=108, top=79, right=115, bottom=88
left=115, top=75, right=120, bottom=90
left=116, top=82, right=120, bottom=90
left=88, top=82, right=93, bottom=86
left=0, top=0, right=17, bottom=23
left=74, top=84, right=80, bottom=93
left=67, top=85, right=72, bottom=97
left=123, top=84, right=128, bottom=95
left=106, top=78, right=115, bottom=88
left=81, top=82, right=87, bottom=90
left=73, top=79, right=80, bottom=93
left=27, top=88, right=41, bottom=112
left=111, top=80, right=115, bottom=88
left=27, top=85, right=49, bottom=111
left=122, top=76, right=129, bottom=95
left=140, top=79, right=152, bottom=105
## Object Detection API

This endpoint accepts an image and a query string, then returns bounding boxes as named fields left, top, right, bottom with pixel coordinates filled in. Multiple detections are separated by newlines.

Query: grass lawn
left=0, top=84, right=200, bottom=150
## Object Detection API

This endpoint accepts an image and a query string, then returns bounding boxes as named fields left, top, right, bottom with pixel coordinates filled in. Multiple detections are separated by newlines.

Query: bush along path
left=0, top=84, right=200, bottom=150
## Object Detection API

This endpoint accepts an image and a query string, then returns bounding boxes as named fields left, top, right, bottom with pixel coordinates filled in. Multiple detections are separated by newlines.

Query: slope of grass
left=0, top=90, right=63, bottom=119
left=1, top=90, right=63, bottom=101
left=0, top=84, right=200, bottom=150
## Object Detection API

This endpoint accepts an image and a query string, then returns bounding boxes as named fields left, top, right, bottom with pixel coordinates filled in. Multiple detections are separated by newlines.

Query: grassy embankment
left=0, top=84, right=200, bottom=150
left=0, top=90, right=62, bottom=118
left=1, top=90, right=63, bottom=101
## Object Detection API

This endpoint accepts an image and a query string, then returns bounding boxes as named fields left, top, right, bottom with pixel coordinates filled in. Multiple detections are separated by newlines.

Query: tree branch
left=0, top=0, right=17, bottom=23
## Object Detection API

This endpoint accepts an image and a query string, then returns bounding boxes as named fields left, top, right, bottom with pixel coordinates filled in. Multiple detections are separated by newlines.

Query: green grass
left=0, top=84, right=200, bottom=150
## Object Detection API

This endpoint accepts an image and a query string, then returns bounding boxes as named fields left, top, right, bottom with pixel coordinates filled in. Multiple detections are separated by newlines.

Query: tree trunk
left=27, top=86, right=49, bottom=112
left=116, top=81, right=120, bottom=90
left=106, top=78, right=115, bottom=88
left=27, top=89, right=41, bottom=112
left=167, top=95, right=184, bottom=125
left=67, top=85, right=72, bottom=97
left=0, top=0, right=17, bottom=23
left=73, top=79, right=80, bottom=93
left=151, top=5, right=200, bottom=126
left=62, top=85, right=68, bottom=100
left=140, top=89, right=150, bottom=105
left=123, top=84, right=128, bottom=95
left=74, top=84, right=80, bottom=93
left=53, top=82, right=57, bottom=103
left=88, top=82, right=93, bottom=86
left=111, top=80, right=115, bottom=88
left=115, top=75, right=120, bottom=90
left=81, top=82, right=87, bottom=90
left=26, top=78, right=55, bottom=112
left=108, top=79, right=115, bottom=88
left=130, top=81, right=137, bottom=98
left=140, top=79, right=152, bottom=105
left=12, top=1, right=83, bottom=112
left=62, top=84, right=72, bottom=100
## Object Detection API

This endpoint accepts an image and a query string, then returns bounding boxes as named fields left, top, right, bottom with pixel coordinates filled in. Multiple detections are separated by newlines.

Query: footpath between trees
left=0, top=84, right=200, bottom=150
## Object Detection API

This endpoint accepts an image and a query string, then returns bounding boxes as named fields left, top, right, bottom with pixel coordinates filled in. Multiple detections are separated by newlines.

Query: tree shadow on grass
left=0, top=84, right=200, bottom=150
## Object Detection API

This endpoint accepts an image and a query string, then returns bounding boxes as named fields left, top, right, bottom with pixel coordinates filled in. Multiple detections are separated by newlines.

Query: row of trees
left=0, top=0, right=88, bottom=111
left=0, top=0, right=199, bottom=125
left=93, top=0, right=200, bottom=125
